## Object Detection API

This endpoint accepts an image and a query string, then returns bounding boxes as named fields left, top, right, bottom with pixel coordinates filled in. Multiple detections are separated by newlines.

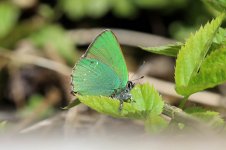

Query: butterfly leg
left=130, top=96, right=136, bottom=103
left=118, top=99, right=124, bottom=112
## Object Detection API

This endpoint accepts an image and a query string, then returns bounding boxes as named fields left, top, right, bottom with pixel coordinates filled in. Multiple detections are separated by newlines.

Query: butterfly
left=71, top=29, right=135, bottom=110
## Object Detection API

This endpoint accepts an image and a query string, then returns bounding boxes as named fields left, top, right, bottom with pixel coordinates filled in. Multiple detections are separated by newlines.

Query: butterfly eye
left=127, top=81, right=134, bottom=90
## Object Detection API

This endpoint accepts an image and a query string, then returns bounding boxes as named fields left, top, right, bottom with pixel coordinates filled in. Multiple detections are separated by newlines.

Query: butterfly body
left=71, top=29, right=134, bottom=109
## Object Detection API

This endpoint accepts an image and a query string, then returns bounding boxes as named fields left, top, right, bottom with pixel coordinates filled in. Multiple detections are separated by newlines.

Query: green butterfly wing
left=72, top=29, right=128, bottom=96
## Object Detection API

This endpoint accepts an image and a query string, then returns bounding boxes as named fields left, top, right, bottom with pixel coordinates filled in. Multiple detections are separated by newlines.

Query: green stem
left=179, top=96, right=189, bottom=109
left=162, top=103, right=209, bottom=130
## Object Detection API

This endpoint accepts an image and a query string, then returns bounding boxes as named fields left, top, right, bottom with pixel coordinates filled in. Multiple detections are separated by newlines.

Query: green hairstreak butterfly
left=71, top=29, right=134, bottom=110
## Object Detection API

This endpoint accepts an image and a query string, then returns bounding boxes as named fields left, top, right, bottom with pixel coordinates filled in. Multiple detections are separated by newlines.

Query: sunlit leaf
left=186, top=47, right=226, bottom=94
left=140, top=42, right=183, bottom=57
left=213, top=27, right=226, bottom=44
left=130, top=83, right=164, bottom=117
left=78, top=95, right=138, bottom=118
left=77, top=83, right=164, bottom=119
left=175, top=14, right=224, bottom=96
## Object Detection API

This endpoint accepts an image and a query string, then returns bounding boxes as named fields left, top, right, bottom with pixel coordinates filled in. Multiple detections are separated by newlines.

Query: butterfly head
left=126, top=81, right=135, bottom=91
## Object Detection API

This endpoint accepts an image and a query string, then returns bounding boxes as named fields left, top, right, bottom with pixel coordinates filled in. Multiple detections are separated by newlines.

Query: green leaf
left=202, top=0, right=226, bottom=12
left=77, top=83, right=164, bottom=119
left=86, top=0, right=111, bottom=18
left=213, top=27, right=226, bottom=44
left=38, top=4, right=55, bottom=20
left=59, top=0, right=85, bottom=20
left=112, top=0, right=136, bottom=18
left=130, top=83, right=164, bottom=117
left=0, top=2, right=19, bottom=38
left=185, top=107, right=224, bottom=129
left=140, top=27, right=225, bottom=57
left=140, top=42, right=183, bottom=57
left=169, top=21, right=200, bottom=41
left=78, top=95, right=138, bottom=118
left=60, top=0, right=110, bottom=20
left=186, top=47, right=226, bottom=94
left=175, top=13, right=224, bottom=96
left=134, top=0, right=187, bottom=9
left=208, top=27, right=226, bottom=55
left=29, top=25, right=76, bottom=64
left=145, top=115, right=168, bottom=133
left=63, top=98, right=81, bottom=109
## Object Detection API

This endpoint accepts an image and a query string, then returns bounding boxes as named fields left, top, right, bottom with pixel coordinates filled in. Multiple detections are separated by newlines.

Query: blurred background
left=0, top=0, right=225, bottom=139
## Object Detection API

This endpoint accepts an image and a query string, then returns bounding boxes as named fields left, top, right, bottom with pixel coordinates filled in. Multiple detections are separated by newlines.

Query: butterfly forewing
left=72, top=30, right=128, bottom=96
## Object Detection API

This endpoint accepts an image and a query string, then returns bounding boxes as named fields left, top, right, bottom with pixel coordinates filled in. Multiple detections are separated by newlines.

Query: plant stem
left=162, top=103, right=208, bottom=130
left=179, top=96, right=189, bottom=109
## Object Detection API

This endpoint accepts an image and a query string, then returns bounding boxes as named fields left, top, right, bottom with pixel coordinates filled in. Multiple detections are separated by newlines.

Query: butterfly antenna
left=130, top=61, right=146, bottom=81
left=131, top=76, right=144, bottom=82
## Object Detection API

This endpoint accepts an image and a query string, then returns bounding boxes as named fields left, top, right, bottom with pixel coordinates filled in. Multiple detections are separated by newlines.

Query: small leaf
left=63, top=98, right=81, bottom=109
left=0, top=2, right=19, bottom=38
left=140, top=42, right=183, bottom=57
left=185, top=107, right=225, bottom=129
left=60, top=0, right=110, bottom=20
left=59, top=0, right=85, bottom=20
left=213, top=27, right=226, bottom=44
left=130, top=83, right=164, bottom=117
left=112, top=0, right=136, bottom=18
left=204, top=27, right=226, bottom=54
left=29, top=25, right=76, bottom=64
left=86, top=0, right=111, bottom=18
left=175, top=13, right=224, bottom=96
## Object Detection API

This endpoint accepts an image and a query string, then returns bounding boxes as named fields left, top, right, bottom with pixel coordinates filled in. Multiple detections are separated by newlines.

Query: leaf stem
left=162, top=103, right=208, bottom=130
left=179, top=96, right=189, bottom=109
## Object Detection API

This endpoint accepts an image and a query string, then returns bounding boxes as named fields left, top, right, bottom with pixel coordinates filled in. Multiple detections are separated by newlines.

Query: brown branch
left=0, top=50, right=71, bottom=76
left=67, top=28, right=176, bottom=47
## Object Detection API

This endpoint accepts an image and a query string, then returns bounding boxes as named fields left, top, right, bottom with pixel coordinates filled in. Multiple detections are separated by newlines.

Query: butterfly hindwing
left=72, top=58, right=121, bottom=96
left=72, top=30, right=128, bottom=96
